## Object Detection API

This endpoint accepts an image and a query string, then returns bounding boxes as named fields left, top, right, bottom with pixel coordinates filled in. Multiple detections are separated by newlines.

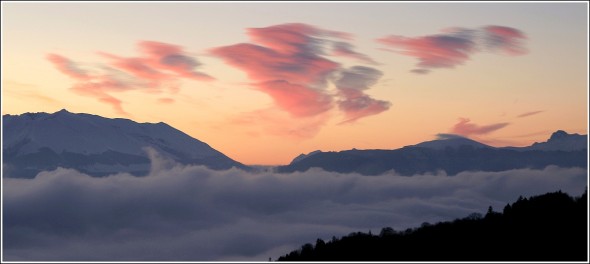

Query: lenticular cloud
left=211, top=23, right=391, bottom=126
left=377, top=25, right=527, bottom=73
left=3, top=150, right=586, bottom=261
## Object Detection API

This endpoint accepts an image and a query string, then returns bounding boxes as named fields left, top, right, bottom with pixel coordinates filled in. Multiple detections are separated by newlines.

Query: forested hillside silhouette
left=278, top=189, right=588, bottom=261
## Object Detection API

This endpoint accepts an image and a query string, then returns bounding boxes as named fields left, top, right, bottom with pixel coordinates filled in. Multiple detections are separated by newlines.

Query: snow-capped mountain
left=2, top=109, right=248, bottom=178
left=411, top=134, right=492, bottom=150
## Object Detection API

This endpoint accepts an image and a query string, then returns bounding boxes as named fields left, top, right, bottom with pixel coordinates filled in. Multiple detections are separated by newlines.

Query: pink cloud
left=212, top=23, right=390, bottom=128
left=46, top=54, right=90, bottom=80
left=97, top=52, right=165, bottom=89
left=246, top=23, right=351, bottom=55
left=331, top=42, right=378, bottom=65
left=377, top=31, right=476, bottom=69
left=69, top=75, right=134, bottom=115
left=211, top=43, right=339, bottom=86
left=257, top=80, right=333, bottom=117
left=138, top=41, right=214, bottom=81
left=451, top=118, right=510, bottom=136
left=482, top=26, right=528, bottom=55
left=377, top=25, right=527, bottom=73
left=47, top=41, right=212, bottom=114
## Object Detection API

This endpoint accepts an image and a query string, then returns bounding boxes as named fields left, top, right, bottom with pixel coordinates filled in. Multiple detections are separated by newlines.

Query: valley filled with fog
left=4, top=150, right=586, bottom=261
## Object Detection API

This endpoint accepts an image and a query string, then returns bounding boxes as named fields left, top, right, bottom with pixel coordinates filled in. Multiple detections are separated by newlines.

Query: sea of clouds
left=3, top=150, right=587, bottom=261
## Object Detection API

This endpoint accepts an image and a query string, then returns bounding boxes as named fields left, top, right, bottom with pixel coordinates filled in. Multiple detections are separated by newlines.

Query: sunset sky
left=2, top=2, right=588, bottom=165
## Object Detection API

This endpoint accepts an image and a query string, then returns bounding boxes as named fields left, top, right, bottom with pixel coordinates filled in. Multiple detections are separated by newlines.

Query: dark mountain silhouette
left=278, top=131, right=587, bottom=176
left=278, top=189, right=588, bottom=261
left=2, top=109, right=249, bottom=178
left=506, top=130, right=587, bottom=152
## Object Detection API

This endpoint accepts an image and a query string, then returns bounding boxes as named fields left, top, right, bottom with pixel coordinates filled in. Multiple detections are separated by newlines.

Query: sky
left=2, top=2, right=588, bottom=165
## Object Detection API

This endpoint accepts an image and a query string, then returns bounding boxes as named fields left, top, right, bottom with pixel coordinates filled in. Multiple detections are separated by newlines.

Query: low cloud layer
left=4, top=152, right=586, bottom=261
left=47, top=41, right=213, bottom=115
left=377, top=25, right=527, bottom=73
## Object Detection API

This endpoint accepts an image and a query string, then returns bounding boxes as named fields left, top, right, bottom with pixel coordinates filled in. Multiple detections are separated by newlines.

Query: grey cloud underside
left=3, top=157, right=587, bottom=261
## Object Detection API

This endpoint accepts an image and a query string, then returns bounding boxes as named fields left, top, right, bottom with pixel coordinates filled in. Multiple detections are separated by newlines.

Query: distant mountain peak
left=549, top=130, right=576, bottom=141
left=411, top=134, right=491, bottom=150
left=290, top=150, right=322, bottom=164
left=521, top=130, right=587, bottom=151
left=3, top=110, right=248, bottom=178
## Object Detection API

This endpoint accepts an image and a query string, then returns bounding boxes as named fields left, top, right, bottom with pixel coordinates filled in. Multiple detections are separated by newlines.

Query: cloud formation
left=435, top=133, right=468, bottom=140
left=46, top=54, right=90, bottom=80
left=211, top=23, right=389, bottom=133
left=482, top=26, right=528, bottom=55
left=334, top=66, right=391, bottom=123
left=451, top=117, right=510, bottom=136
left=3, top=153, right=586, bottom=261
left=47, top=41, right=212, bottom=115
left=377, top=30, right=477, bottom=70
left=517, top=110, right=544, bottom=118
left=331, top=41, right=379, bottom=65
left=377, top=25, right=527, bottom=73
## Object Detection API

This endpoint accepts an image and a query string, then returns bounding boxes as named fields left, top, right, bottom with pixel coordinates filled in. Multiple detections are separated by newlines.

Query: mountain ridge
left=2, top=109, right=249, bottom=178
left=281, top=130, right=587, bottom=175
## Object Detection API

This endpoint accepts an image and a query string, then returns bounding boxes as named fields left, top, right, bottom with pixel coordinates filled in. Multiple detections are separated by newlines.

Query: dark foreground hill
left=278, top=189, right=588, bottom=261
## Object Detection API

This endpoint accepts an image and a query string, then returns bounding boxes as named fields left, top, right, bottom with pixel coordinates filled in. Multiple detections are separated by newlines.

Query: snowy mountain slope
left=2, top=109, right=248, bottom=178
left=411, top=134, right=492, bottom=150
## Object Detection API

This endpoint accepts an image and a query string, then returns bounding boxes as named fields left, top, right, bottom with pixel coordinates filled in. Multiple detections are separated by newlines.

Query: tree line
left=278, top=189, right=588, bottom=261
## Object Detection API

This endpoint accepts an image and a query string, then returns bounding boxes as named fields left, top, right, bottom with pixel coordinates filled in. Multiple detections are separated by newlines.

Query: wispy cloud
left=4, top=152, right=586, bottom=261
left=517, top=110, right=544, bottom=118
left=3, top=80, right=61, bottom=105
left=46, top=54, right=90, bottom=80
left=377, top=25, right=527, bottom=73
left=47, top=41, right=212, bottom=115
left=451, top=117, right=510, bottom=136
left=211, top=23, right=389, bottom=132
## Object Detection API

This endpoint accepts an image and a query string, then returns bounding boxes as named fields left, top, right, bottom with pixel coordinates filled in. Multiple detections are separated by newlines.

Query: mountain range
left=2, top=110, right=587, bottom=178
left=278, top=131, right=587, bottom=176
left=2, top=109, right=247, bottom=178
